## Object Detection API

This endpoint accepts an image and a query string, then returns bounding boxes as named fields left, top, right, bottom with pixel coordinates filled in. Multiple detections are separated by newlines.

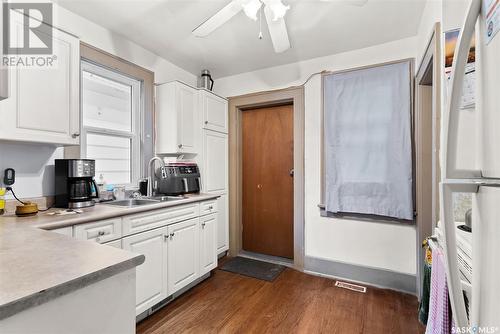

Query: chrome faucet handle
left=147, top=157, right=165, bottom=197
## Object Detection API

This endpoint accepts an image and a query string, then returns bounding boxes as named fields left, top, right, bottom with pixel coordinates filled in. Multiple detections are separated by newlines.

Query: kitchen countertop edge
left=5, top=193, right=221, bottom=230
left=0, top=253, right=145, bottom=321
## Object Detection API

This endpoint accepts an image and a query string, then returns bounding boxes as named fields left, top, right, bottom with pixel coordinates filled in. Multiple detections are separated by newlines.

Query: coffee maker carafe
left=55, top=159, right=99, bottom=209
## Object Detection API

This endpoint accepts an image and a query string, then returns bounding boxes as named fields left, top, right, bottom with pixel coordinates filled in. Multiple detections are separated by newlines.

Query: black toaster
left=157, top=162, right=201, bottom=196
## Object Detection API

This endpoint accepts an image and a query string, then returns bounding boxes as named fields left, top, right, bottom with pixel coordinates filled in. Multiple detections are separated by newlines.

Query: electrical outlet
left=3, top=168, right=15, bottom=186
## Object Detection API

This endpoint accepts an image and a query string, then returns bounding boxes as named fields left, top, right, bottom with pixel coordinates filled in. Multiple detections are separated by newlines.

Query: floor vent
left=335, top=281, right=367, bottom=293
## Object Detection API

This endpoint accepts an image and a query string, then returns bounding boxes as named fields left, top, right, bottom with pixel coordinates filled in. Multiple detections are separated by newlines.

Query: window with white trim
left=81, top=60, right=142, bottom=186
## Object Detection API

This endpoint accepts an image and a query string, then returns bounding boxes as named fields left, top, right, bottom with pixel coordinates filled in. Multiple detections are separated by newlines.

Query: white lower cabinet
left=167, top=218, right=199, bottom=295
left=199, top=213, right=217, bottom=275
left=46, top=200, right=220, bottom=317
left=74, top=217, right=122, bottom=244
left=215, top=193, right=229, bottom=253
left=122, top=227, right=168, bottom=315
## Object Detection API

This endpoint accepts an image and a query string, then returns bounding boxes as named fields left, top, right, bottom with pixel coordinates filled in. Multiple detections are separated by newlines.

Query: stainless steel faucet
left=147, top=157, right=164, bottom=197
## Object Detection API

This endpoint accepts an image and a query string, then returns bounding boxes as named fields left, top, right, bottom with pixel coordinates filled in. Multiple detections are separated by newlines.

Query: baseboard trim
left=304, top=256, right=416, bottom=295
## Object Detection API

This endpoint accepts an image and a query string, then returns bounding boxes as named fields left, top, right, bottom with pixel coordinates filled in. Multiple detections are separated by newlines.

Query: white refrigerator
left=442, top=0, right=500, bottom=330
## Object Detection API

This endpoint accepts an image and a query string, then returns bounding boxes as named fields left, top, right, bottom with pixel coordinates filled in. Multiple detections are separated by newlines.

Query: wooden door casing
left=242, top=104, right=294, bottom=259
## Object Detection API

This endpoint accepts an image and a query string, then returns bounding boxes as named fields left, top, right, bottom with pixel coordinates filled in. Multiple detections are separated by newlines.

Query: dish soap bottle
left=0, top=188, right=6, bottom=215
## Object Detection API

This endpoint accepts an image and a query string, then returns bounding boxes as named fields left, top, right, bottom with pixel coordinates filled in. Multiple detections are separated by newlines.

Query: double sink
left=105, top=196, right=187, bottom=208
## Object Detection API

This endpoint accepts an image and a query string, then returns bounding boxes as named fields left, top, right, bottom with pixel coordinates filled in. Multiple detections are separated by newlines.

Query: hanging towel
left=425, top=248, right=452, bottom=334
left=419, top=262, right=432, bottom=325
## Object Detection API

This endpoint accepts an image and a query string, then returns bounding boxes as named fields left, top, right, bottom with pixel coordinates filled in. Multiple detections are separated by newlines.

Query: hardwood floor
left=137, top=262, right=425, bottom=334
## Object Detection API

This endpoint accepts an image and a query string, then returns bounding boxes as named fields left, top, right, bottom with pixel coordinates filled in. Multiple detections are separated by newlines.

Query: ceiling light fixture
left=266, top=0, right=290, bottom=21
left=241, top=0, right=263, bottom=21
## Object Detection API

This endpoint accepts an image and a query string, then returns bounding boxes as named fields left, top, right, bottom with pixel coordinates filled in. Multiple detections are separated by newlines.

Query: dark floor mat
left=219, top=257, right=285, bottom=282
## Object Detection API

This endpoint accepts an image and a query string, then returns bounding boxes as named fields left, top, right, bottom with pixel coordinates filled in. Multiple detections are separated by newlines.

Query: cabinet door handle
left=201, top=222, right=206, bottom=228
left=164, top=234, right=169, bottom=242
left=178, top=144, right=183, bottom=149
left=98, top=231, right=105, bottom=236
left=72, top=133, right=80, bottom=138
left=170, top=232, right=175, bottom=239
left=204, top=120, right=209, bottom=125
left=208, top=206, right=213, bottom=210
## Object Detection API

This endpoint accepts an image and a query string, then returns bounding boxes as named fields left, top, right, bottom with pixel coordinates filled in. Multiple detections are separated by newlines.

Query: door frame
left=415, top=22, right=442, bottom=299
left=228, top=87, right=305, bottom=270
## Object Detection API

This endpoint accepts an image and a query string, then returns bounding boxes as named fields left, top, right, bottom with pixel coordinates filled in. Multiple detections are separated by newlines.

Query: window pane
left=82, top=71, right=132, bottom=132
left=86, top=133, right=131, bottom=185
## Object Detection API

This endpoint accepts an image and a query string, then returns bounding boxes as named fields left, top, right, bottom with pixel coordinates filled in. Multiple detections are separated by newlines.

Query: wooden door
left=167, top=218, right=199, bottom=295
left=242, top=104, right=294, bottom=259
left=122, top=227, right=168, bottom=315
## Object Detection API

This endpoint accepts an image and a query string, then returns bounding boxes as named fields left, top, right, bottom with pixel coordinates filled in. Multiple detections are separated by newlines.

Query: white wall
left=53, top=4, right=197, bottom=85
left=0, top=2, right=197, bottom=199
left=0, top=143, right=63, bottom=198
left=215, top=36, right=418, bottom=275
left=416, top=0, right=442, bottom=68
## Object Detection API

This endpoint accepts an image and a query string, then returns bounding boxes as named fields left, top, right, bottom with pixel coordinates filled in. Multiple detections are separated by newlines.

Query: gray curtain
left=324, top=61, right=413, bottom=220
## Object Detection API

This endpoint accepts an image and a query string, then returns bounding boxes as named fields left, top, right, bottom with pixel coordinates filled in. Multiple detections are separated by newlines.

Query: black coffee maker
left=55, top=159, right=99, bottom=208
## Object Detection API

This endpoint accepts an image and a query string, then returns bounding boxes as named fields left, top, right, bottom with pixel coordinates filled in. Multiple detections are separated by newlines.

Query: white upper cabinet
left=0, top=11, right=80, bottom=145
left=156, top=81, right=198, bottom=154
left=201, top=90, right=228, bottom=134
left=199, top=213, right=217, bottom=275
left=203, top=130, right=228, bottom=193
left=122, top=226, right=168, bottom=316
left=167, top=218, right=199, bottom=295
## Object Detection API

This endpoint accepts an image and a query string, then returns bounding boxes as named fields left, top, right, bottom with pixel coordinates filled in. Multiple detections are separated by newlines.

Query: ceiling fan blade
left=264, top=5, right=290, bottom=53
left=319, top=0, right=369, bottom=6
left=192, top=1, right=243, bottom=37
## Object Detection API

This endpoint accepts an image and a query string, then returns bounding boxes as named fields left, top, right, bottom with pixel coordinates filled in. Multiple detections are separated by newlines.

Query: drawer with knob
left=122, top=203, right=200, bottom=236
left=200, top=200, right=217, bottom=216
left=74, top=218, right=122, bottom=243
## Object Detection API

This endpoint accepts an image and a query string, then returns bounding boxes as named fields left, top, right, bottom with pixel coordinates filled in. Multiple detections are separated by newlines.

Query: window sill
left=318, top=204, right=414, bottom=224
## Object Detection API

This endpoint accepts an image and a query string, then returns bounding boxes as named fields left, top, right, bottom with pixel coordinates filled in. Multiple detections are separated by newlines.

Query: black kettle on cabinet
left=198, top=69, right=214, bottom=91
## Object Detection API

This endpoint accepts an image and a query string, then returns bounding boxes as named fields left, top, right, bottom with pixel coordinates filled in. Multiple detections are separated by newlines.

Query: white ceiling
left=56, top=0, right=426, bottom=78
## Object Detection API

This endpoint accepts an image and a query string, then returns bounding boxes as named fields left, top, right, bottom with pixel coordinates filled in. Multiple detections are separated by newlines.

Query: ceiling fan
left=192, top=0, right=369, bottom=53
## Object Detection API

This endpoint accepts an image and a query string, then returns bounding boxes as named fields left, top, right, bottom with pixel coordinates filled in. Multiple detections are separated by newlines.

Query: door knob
left=257, top=184, right=263, bottom=189
left=289, top=168, right=294, bottom=177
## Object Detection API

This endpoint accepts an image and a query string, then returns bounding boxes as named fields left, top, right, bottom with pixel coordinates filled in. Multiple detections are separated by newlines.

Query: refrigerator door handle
left=442, top=0, right=482, bottom=179
left=441, top=0, right=482, bottom=329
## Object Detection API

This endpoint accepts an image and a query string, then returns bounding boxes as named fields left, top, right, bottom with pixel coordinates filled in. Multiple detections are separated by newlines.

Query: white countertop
left=0, top=193, right=219, bottom=230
